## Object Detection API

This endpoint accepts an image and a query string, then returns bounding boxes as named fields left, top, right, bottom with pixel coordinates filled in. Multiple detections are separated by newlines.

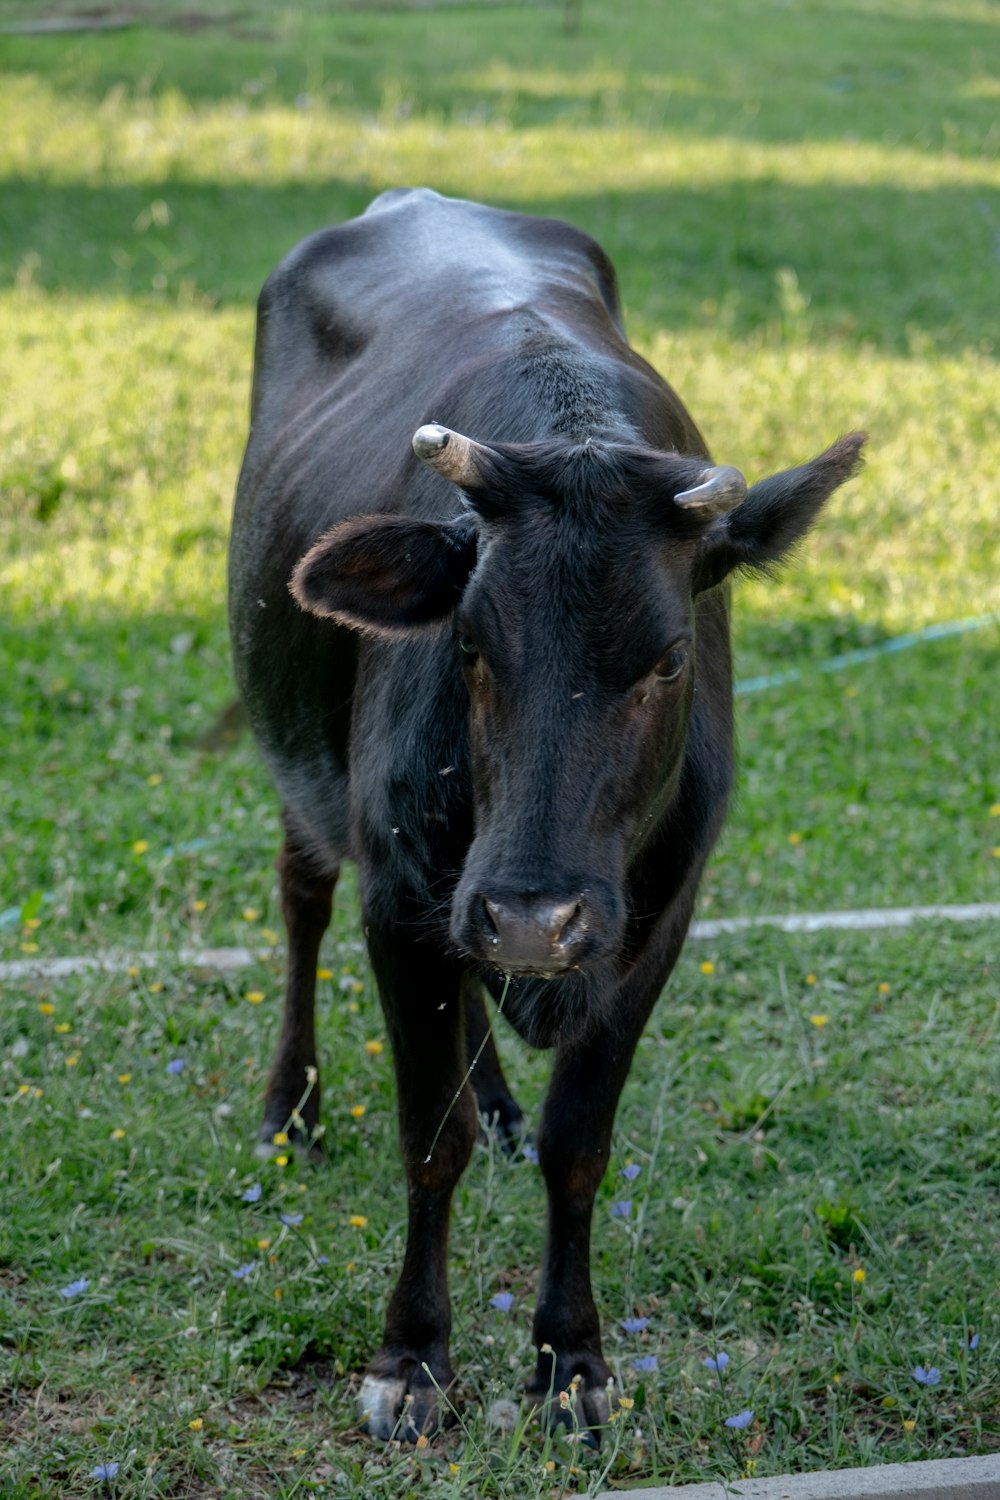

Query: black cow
left=229, top=188, right=864, bottom=1442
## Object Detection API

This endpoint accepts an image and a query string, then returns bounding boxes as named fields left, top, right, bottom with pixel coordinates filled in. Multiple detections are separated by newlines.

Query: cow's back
left=228, top=190, right=705, bottom=863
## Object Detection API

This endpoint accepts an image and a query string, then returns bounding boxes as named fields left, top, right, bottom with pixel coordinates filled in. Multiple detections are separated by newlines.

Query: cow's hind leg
left=357, top=929, right=476, bottom=1440
left=463, top=973, right=523, bottom=1150
left=256, top=821, right=337, bottom=1156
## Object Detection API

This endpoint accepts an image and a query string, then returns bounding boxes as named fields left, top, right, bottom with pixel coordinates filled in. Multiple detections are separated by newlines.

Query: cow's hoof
left=357, top=1362, right=455, bottom=1441
left=254, top=1110, right=323, bottom=1161
left=477, top=1101, right=527, bottom=1156
left=527, top=1351, right=616, bottom=1446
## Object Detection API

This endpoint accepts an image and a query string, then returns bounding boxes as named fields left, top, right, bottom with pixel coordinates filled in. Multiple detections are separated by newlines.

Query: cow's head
left=292, top=423, right=864, bottom=985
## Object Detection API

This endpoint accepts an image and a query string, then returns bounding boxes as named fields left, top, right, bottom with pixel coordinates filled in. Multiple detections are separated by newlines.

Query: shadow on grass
left=1, top=0, right=998, bottom=157
left=2, top=175, right=997, bottom=356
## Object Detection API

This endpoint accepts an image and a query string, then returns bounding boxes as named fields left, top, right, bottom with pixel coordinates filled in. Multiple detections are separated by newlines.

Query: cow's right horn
left=675, top=464, right=747, bottom=517
left=412, top=424, right=492, bottom=487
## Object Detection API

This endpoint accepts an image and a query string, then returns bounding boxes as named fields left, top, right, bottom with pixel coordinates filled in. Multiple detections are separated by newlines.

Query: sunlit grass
left=5, top=72, right=1000, bottom=192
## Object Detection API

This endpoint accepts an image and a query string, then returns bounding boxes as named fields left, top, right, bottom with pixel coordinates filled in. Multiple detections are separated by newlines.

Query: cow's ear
left=290, top=513, right=478, bottom=636
left=693, top=433, right=866, bottom=592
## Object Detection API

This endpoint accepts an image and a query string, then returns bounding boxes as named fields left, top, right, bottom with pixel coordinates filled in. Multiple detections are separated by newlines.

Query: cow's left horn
left=412, top=424, right=491, bottom=486
left=675, top=465, right=747, bottom=516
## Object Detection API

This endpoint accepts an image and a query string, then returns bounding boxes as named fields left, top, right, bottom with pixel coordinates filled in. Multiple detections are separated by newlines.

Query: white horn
left=675, top=464, right=747, bottom=516
left=412, top=424, right=492, bottom=486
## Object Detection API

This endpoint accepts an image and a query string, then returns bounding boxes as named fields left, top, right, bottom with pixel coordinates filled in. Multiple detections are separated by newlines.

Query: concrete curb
left=595, top=1454, right=1000, bottom=1500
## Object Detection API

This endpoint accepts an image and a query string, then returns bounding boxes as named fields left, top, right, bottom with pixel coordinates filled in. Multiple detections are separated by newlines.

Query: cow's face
left=292, top=426, right=864, bottom=981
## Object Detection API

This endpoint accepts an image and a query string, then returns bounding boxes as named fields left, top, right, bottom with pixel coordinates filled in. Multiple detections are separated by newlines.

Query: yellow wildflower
left=350, top=1104, right=366, bottom=1119
left=989, top=803, right=1000, bottom=817
left=20, top=942, right=39, bottom=953
left=188, top=1417, right=203, bottom=1431
left=365, top=1039, right=384, bottom=1057
left=147, top=773, right=162, bottom=787
left=193, top=899, right=206, bottom=913
left=66, top=1054, right=80, bottom=1067
left=55, top=1022, right=71, bottom=1034
left=274, top=1155, right=288, bottom=1167
left=257, top=1239, right=271, bottom=1250
left=261, top=927, right=279, bottom=946
left=788, top=831, right=802, bottom=846
left=699, top=960, right=715, bottom=975
left=17, top=1084, right=30, bottom=1096
left=149, top=982, right=163, bottom=994
left=272, top=1131, right=289, bottom=1146
left=349, top=1214, right=368, bottom=1228
left=903, top=1419, right=916, bottom=1433
left=274, top=1287, right=283, bottom=1300
left=111, top=1128, right=125, bottom=1140
left=878, top=982, right=891, bottom=995
left=24, top=917, right=41, bottom=931
left=132, top=839, right=149, bottom=855
left=415, top=1434, right=429, bottom=1451
left=118, top=1073, right=131, bottom=1084
left=38, top=1002, right=55, bottom=1016
left=242, top=907, right=259, bottom=922
left=246, top=991, right=265, bottom=1005
left=316, top=967, right=332, bottom=980
left=853, top=1267, right=865, bottom=1284
left=806, top=973, right=817, bottom=985
left=809, top=1013, right=829, bottom=1028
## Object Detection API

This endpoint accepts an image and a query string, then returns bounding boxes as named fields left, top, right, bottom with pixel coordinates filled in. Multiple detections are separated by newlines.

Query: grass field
left=1, top=0, right=998, bottom=1494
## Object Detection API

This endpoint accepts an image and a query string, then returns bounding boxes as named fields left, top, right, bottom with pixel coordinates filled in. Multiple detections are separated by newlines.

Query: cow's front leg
left=527, top=1005, right=655, bottom=1443
left=358, top=933, right=476, bottom=1440
left=257, top=822, right=337, bottom=1155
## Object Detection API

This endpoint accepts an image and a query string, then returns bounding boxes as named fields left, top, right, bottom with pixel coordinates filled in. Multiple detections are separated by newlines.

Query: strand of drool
left=424, top=973, right=512, bottom=1163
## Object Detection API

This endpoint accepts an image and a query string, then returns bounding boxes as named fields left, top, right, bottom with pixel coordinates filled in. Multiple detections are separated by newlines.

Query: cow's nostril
left=548, top=899, right=583, bottom=945
left=482, top=897, right=502, bottom=943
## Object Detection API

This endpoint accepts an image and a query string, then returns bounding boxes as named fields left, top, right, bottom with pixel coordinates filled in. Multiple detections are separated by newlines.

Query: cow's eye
left=458, top=634, right=480, bottom=663
left=654, top=643, right=689, bottom=683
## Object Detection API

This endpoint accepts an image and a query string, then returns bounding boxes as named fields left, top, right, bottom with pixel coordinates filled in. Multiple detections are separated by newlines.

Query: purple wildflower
left=633, top=1354, right=657, bottom=1373
left=703, top=1351, right=730, bottom=1373
left=913, top=1365, right=941, bottom=1386
left=725, top=1409, right=754, bottom=1429
left=90, top=1462, right=120, bottom=1480
left=166, top=1058, right=185, bottom=1074
left=521, top=1143, right=539, bottom=1165
left=60, top=1277, right=89, bottom=1298
left=241, top=1182, right=261, bottom=1203
left=490, top=1291, right=514, bottom=1312
left=621, top=1316, right=649, bottom=1334
left=230, top=1263, right=256, bottom=1280
left=967, top=1332, right=980, bottom=1351
left=316, top=1255, right=329, bottom=1265
left=611, top=1199, right=633, bottom=1219
left=621, top=1163, right=641, bottom=1182
left=280, top=1212, right=303, bottom=1227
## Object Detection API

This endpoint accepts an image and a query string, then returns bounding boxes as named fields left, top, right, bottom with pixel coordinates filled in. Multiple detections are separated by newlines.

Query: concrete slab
left=595, top=1453, right=1000, bottom=1500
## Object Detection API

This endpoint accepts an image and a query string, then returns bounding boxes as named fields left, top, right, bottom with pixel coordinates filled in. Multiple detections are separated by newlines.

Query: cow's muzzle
left=457, top=891, right=598, bottom=976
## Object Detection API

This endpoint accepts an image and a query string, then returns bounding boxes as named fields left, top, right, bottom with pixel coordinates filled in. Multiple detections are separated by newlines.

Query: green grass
left=1, top=0, right=999, bottom=1492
